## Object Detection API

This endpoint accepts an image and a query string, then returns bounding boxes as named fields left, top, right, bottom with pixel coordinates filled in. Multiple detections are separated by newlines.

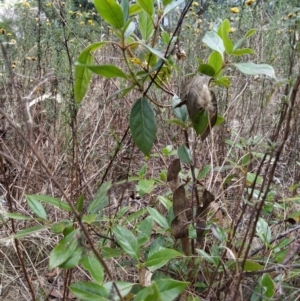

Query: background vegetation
left=0, top=0, right=299, bottom=300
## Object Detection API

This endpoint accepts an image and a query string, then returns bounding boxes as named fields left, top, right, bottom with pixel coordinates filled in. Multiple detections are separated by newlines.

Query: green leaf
left=139, top=43, right=166, bottom=61
left=102, top=247, right=124, bottom=259
left=130, top=97, right=156, bottom=156
left=165, top=119, right=186, bottom=128
left=69, top=281, right=109, bottom=301
left=198, top=165, right=211, bottom=180
left=26, top=194, right=72, bottom=212
left=218, top=19, right=233, bottom=54
left=139, top=10, right=154, bottom=41
left=172, top=95, right=187, bottom=122
left=177, top=144, right=191, bottom=165
left=256, top=218, right=271, bottom=245
left=145, top=248, right=184, bottom=271
left=137, top=216, right=154, bottom=245
left=259, top=273, right=274, bottom=299
left=88, top=181, right=111, bottom=214
left=134, top=283, right=161, bottom=301
left=232, top=62, right=276, bottom=79
left=137, top=0, right=153, bottom=15
left=13, top=225, right=47, bottom=239
left=5, top=213, right=35, bottom=220
left=26, top=195, right=47, bottom=220
left=94, top=0, right=124, bottom=29
left=81, top=253, right=104, bottom=284
left=198, top=64, right=215, bottom=77
left=208, top=51, right=223, bottom=76
left=113, top=225, right=140, bottom=261
left=243, top=260, right=263, bottom=272
left=136, top=179, right=155, bottom=195
left=202, top=31, right=225, bottom=56
left=232, top=48, right=255, bottom=56
left=215, top=115, right=225, bottom=125
left=76, top=194, right=84, bottom=213
left=163, top=0, right=185, bottom=15
left=121, top=0, right=129, bottom=23
left=156, top=279, right=189, bottom=301
left=129, top=3, right=142, bottom=15
left=124, top=20, right=136, bottom=38
left=60, top=246, right=83, bottom=269
left=79, top=64, right=127, bottom=79
left=49, top=229, right=80, bottom=269
left=157, top=196, right=172, bottom=210
left=103, top=282, right=134, bottom=299
left=244, top=28, right=257, bottom=38
left=82, top=214, right=97, bottom=224
left=51, top=220, right=71, bottom=234
left=191, top=109, right=209, bottom=136
left=211, top=76, right=230, bottom=88
left=196, top=249, right=217, bottom=265
left=147, top=207, right=169, bottom=230
left=75, top=42, right=106, bottom=103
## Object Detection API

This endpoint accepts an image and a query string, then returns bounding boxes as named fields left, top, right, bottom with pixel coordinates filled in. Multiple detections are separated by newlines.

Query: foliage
left=1, top=0, right=300, bottom=300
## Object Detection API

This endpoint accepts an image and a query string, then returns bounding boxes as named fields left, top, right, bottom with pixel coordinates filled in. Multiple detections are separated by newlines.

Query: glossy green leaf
left=157, top=196, right=172, bottom=210
left=94, top=0, right=124, bottom=29
left=177, top=144, right=191, bottom=165
left=157, top=279, right=189, bottom=300
left=88, top=181, right=111, bottom=214
left=26, top=194, right=72, bottom=212
left=124, top=20, right=136, bottom=38
left=139, top=10, right=154, bottom=41
left=113, top=225, right=140, bottom=261
left=137, top=0, right=153, bottom=15
left=202, top=31, right=225, bottom=56
left=198, top=64, right=215, bottom=76
left=134, top=283, right=160, bottom=301
left=130, top=97, right=156, bottom=156
left=137, top=216, right=154, bottom=245
left=75, top=42, right=105, bottom=103
left=26, top=195, right=47, bottom=220
left=165, top=119, right=186, bottom=128
left=79, top=64, right=127, bottom=79
left=139, top=43, right=166, bottom=61
left=232, top=48, right=255, bottom=56
left=191, top=109, right=209, bottom=136
left=196, top=249, right=217, bottom=265
left=163, top=0, right=185, bottom=15
left=13, top=225, right=47, bottom=239
left=81, top=253, right=104, bottom=284
left=102, top=247, right=124, bottom=259
left=147, top=207, right=169, bottom=229
left=49, top=229, right=80, bottom=269
left=218, top=19, right=233, bottom=54
left=208, top=51, right=223, bottom=76
left=233, top=62, right=276, bottom=79
left=172, top=95, right=187, bottom=122
left=69, top=281, right=109, bottom=301
left=145, top=248, right=184, bottom=271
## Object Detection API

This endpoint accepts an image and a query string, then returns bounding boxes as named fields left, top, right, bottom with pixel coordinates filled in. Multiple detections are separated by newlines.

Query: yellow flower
left=46, top=2, right=51, bottom=7
left=80, top=21, right=85, bottom=25
left=22, top=1, right=30, bottom=8
left=6, top=33, right=11, bottom=36
left=229, top=27, right=236, bottom=33
left=69, top=10, right=73, bottom=14
left=31, top=57, right=37, bottom=61
left=129, top=58, right=142, bottom=64
left=88, top=19, right=94, bottom=26
left=10, top=39, right=16, bottom=44
left=192, top=1, right=199, bottom=6
left=25, top=57, right=31, bottom=60
left=245, top=0, right=256, bottom=6
left=46, top=21, right=51, bottom=26
left=230, top=7, right=239, bottom=13
left=0, top=28, right=6, bottom=35
left=61, top=2, right=65, bottom=7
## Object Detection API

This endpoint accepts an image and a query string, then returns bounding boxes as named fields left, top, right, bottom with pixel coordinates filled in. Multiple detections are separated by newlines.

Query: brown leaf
left=173, top=185, right=189, bottom=216
left=167, top=158, right=181, bottom=182
left=171, top=215, right=188, bottom=239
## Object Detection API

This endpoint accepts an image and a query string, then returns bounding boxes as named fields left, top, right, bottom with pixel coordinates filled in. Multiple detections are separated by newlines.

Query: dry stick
left=231, top=74, right=300, bottom=300
left=0, top=157, right=36, bottom=300
left=0, top=109, right=124, bottom=301
left=0, top=42, right=36, bottom=301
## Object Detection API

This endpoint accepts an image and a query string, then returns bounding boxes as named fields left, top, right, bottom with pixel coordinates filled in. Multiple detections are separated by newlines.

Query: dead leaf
left=167, top=158, right=181, bottom=182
